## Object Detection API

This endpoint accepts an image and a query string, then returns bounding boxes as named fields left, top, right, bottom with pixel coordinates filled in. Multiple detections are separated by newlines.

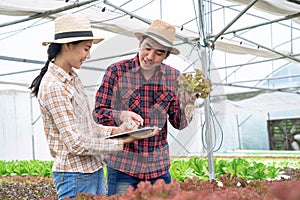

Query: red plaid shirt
left=93, top=54, right=187, bottom=179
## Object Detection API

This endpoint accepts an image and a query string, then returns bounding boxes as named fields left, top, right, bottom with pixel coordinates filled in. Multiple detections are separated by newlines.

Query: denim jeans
left=52, top=168, right=106, bottom=200
left=106, top=166, right=171, bottom=196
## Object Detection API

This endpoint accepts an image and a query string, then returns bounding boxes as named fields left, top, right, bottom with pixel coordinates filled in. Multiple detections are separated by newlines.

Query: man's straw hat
left=134, top=19, right=180, bottom=55
left=42, top=14, right=104, bottom=46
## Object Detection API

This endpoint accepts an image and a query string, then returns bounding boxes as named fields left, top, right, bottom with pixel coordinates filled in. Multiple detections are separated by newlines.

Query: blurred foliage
left=0, top=158, right=299, bottom=199
left=177, top=69, right=212, bottom=99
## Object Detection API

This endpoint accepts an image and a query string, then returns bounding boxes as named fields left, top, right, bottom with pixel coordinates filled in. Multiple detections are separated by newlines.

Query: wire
left=92, top=0, right=155, bottom=23
left=0, top=18, right=50, bottom=41
left=201, top=105, right=224, bottom=152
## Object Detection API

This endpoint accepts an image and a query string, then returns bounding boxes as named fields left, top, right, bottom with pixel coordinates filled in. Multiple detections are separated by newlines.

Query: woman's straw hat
left=134, top=19, right=180, bottom=55
left=42, top=14, right=104, bottom=46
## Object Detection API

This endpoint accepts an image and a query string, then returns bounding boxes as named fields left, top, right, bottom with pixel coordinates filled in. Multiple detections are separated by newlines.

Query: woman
left=29, top=14, right=157, bottom=200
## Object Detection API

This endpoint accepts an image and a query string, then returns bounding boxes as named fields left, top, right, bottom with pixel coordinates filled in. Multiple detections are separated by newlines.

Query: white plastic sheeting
left=1, top=0, right=300, bottom=160
left=0, top=90, right=51, bottom=160
left=1, top=0, right=299, bottom=61
left=228, top=0, right=300, bottom=24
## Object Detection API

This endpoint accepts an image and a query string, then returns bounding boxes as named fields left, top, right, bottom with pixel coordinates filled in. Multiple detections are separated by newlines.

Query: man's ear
left=139, top=36, right=147, bottom=48
left=138, top=38, right=143, bottom=48
left=165, top=51, right=171, bottom=59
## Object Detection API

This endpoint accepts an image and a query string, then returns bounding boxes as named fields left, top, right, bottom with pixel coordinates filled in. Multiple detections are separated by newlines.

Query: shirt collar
left=49, top=62, right=78, bottom=82
left=133, top=53, right=166, bottom=75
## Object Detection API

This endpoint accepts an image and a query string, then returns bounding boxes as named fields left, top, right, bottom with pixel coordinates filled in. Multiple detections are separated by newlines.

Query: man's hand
left=120, top=111, right=143, bottom=126
left=112, top=118, right=141, bottom=136
left=179, top=91, right=196, bottom=123
left=115, top=119, right=138, bottom=135
left=184, top=104, right=195, bottom=123
left=179, top=91, right=196, bottom=110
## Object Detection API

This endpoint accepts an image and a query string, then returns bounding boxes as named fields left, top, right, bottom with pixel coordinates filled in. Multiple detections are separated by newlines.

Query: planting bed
left=0, top=167, right=300, bottom=200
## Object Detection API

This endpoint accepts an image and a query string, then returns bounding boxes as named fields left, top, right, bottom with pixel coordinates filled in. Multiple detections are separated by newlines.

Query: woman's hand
left=120, top=127, right=159, bottom=143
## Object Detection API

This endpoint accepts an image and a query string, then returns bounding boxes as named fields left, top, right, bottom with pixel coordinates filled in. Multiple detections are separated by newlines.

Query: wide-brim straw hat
left=134, top=19, right=180, bottom=55
left=42, top=14, right=104, bottom=46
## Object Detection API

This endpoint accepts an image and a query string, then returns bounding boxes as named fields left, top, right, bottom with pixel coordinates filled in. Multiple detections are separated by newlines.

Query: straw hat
left=42, top=14, right=104, bottom=46
left=134, top=19, right=180, bottom=55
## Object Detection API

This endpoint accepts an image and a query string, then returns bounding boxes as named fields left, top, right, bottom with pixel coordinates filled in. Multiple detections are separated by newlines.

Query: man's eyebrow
left=144, top=42, right=151, bottom=47
left=144, top=42, right=167, bottom=52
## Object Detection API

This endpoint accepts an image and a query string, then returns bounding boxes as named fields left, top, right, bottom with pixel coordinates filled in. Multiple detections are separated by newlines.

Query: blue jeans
left=52, top=168, right=106, bottom=200
left=106, top=166, right=171, bottom=196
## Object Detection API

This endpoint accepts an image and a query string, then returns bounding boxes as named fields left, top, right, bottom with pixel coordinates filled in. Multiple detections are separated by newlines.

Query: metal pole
left=30, top=94, right=36, bottom=160
left=209, top=12, right=300, bottom=39
left=213, top=0, right=259, bottom=42
left=0, top=0, right=100, bottom=28
left=234, top=34, right=300, bottom=63
left=199, top=0, right=214, bottom=181
left=236, top=115, right=241, bottom=150
left=103, top=0, right=191, bottom=43
left=201, top=49, right=215, bottom=180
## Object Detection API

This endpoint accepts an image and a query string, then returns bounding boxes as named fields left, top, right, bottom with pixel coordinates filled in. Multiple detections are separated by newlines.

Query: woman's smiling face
left=68, top=40, right=93, bottom=70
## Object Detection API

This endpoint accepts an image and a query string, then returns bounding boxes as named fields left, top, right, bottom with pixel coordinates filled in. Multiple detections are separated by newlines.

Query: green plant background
left=1, top=157, right=298, bottom=181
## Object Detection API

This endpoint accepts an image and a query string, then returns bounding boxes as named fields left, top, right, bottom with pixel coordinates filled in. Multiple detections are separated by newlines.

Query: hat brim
left=134, top=32, right=180, bottom=55
left=42, top=37, right=104, bottom=46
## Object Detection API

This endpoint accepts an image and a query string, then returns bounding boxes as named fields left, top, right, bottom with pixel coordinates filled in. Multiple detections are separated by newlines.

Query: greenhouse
left=0, top=0, right=300, bottom=199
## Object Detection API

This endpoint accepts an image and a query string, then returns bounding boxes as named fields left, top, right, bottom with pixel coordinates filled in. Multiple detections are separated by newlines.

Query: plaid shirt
left=93, top=54, right=187, bottom=179
left=38, top=63, right=124, bottom=173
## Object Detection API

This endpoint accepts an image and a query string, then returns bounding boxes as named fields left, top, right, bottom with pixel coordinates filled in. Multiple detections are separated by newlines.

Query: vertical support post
left=236, top=114, right=242, bottom=150
left=30, top=94, right=36, bottom=160
left=198, top=0, right=215, bottom=181
left=201, top=49, right=215, bottom=180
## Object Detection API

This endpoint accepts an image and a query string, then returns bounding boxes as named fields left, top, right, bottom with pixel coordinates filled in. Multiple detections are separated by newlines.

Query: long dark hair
left=29, top=43, right=62, bottom=97
left=29, top=40, right=84, bottom=97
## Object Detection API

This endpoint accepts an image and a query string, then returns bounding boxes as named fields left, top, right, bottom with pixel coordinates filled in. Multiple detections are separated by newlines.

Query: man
left=93, top=19, right=191, bottom=196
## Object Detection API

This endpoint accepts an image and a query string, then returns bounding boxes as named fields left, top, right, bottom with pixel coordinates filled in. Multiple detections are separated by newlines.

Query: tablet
left=105, top=127, right=160, bottom=139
